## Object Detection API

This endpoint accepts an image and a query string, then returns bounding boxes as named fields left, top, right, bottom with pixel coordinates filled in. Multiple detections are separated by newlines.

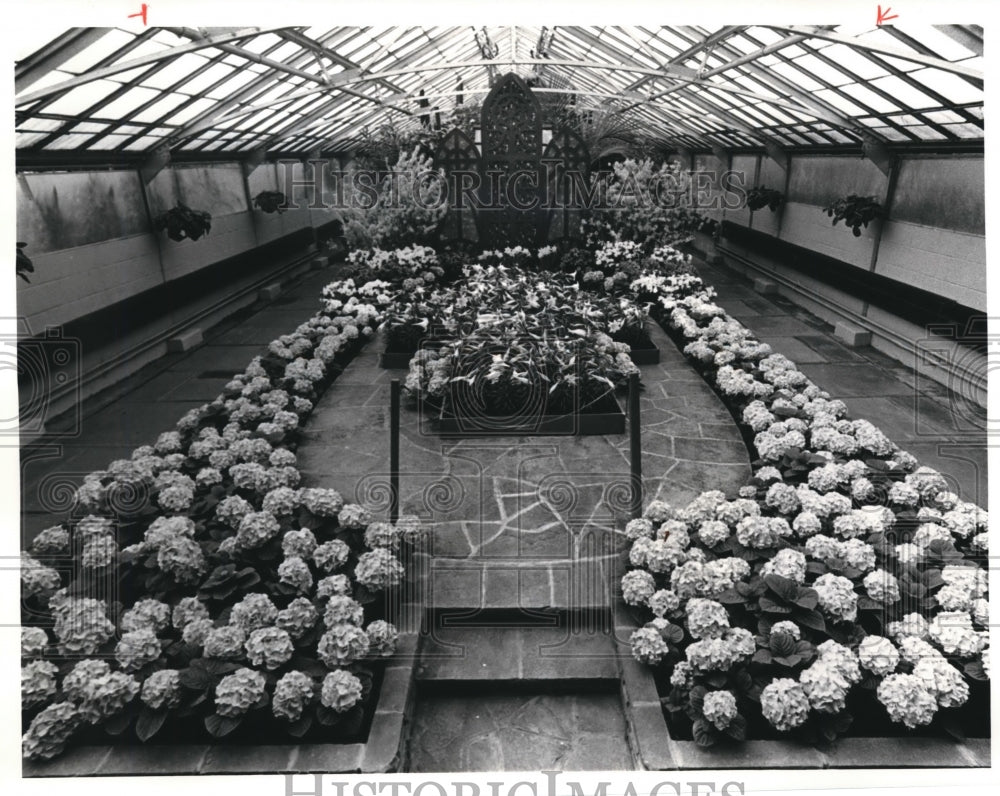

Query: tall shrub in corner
left=343, top=146, right=448, bottom=250
left=583, top=158, right=704, bottom=250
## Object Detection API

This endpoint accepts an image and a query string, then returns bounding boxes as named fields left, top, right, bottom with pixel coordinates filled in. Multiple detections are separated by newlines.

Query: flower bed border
left=430, top=392, right=626, bottom=437
left=380, top=350, right=416, bottom=369
left=613, top=261, right=991, bottom=769
left=23, top=616, right=421, bottom=777
left=613, top=598, right=990, bottom=769
left=628, top=344, right=660, bottom=366
left=383, top=344, right=661, bottom=369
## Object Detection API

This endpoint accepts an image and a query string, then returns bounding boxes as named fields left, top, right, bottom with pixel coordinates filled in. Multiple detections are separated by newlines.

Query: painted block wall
left=16, top=168, right=162, bottom=334
left=16, top=160, right=329, bottom=334
left=692, top=153, right=727, bottom=222
left=724, top=154, right=756, bottom=229
left=721, top=154, right=985, bottom=311
left=751, top=155, right=786, bottom=238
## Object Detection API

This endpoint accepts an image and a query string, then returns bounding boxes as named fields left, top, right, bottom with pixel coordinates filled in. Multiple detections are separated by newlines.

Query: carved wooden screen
left=542, top=126, right=591, bottom=245
left=434, top=128, right=481, bottom=244
left=479, top=73, right=544, bottom=249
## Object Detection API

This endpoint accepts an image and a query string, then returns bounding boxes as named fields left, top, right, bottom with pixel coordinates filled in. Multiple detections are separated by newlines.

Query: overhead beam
left=162, top=27, right=375, bottom=150
left=933, top=25, right=983, bottom=57
left=181, top=26, right=470, bottom=148
left=617, top=25, right=746, bottom=93
left=15, top=27, right=292, bottom=105
left=174, top=57, right=841, bottom=144
left=209, top=41, right=415, bottom=118
left=15, top=28, right=113, bottom=94
left=275, top=28, right=410, bottom=94
left=770, top=25, right=983, bottom=83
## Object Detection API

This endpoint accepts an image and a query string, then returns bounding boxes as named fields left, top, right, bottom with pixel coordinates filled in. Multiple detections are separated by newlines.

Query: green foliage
left=824, top=194, right=883, bottom=237
left=746, top=186, right=783, bottom=212
left=341, top=146, right=448, bottom=251
left=16, top=241, right=33, bottom=283
left=583, top=158, right=705, bottom=250
left=153, top=203, right=213, bottom=242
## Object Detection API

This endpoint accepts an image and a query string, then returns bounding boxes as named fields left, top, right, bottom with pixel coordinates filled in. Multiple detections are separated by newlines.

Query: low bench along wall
left=706, top=224, right=986, bottom=410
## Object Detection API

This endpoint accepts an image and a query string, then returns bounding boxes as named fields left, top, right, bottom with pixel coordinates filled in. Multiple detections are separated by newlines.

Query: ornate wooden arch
left=434, top=127, right=481, bottom=243
left=542, top=125, right=591, bottom=244
left=478, top=73, right=544, bottom=249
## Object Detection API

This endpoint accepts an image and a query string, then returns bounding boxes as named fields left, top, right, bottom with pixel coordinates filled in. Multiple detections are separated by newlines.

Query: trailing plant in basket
left=16, top=242, right=33, bottom=283
left=746, top=186, right=783, bottom=213
left=824, top=195, right=883, bottom=237
left=253, top=191, right=287, bottom=214
left=154, top=203, right=213, bottom=242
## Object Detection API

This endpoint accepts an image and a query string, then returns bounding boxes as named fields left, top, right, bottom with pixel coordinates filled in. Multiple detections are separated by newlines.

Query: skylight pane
left=162, top=97, right=217, bottom=126
left=41, top=79, right=124, bottom=116
left=181, top=62, right=235, bottom=96
left=41, top=133, right=96, bottom=150
left=54, top=29, right=129, bottom=74
left=17, top=132, right=50, bottom=147
left=814, top=88, right=868, bottom=116
left=909, top=68, right=982, bottom=104
left=205, top=70, right=266, bottom=100
left=944, top=122, right=984, bottom=138
left=868, top=75, right=937, bottom=108
left=789, top=52, right=850, bottom=86
left=99, top=86, right=162, bottom=118
left=123, top=134, right=168, bottom=151
left=839, top=83, right=900, bottom=113
left=130, top=93, right=189, bottom=123
left=897, top=25, right=977, bottom=60
left=140, top=55, right=211, bottom=90
left=814, top=44, right=889, bottom=80
left=769, top=61, right=823, bottom=91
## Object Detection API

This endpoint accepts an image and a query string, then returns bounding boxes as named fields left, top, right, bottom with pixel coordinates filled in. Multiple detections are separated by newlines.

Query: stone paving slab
left=299, top=318, right=752, bottom=615
left=407, top=692, right=632, bottom=771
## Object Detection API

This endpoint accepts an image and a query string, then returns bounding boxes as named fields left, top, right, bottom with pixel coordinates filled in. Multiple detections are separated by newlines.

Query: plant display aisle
left=21, top=235, right=989, bottom=772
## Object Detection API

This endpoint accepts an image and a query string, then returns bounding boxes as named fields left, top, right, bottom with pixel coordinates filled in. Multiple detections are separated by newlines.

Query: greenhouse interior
left=12, top=22, right=991, bottom=776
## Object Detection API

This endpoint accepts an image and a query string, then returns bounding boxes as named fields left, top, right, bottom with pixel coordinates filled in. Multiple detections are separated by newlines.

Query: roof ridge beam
left=15, top=27, right=292, bottom=106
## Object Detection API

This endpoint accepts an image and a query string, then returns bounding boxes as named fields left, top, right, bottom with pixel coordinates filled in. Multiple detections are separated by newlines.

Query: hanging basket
left=153, top=203, right=213, bottom=242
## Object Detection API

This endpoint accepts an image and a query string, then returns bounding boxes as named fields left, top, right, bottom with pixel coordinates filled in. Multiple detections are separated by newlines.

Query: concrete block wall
left=719, top=152, right=984, bottom=310
left=16, top=159, right=335, bottom=335
left=715, top=151, right=985, bottom=402
left=16, top=234, right=164, bottom=334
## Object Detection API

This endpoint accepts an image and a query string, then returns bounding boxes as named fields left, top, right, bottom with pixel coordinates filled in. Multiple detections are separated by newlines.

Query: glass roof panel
left=14, top=24, right=983, bottom=156
left=162, top=97, right=219, bottom=126
left=895, top=25, right=978, bottom=60
left=41, top=79, right=127, bottom=116
left=97, top=85, right=163, bottom=118
left=814, top=44, right=889, bottom=80
left=909, top=68, right=983, bottom=104
left=52, top=29, right=132, bottom=75
left=140, top=55, right=214, bottom=90
left=868, top=75, right=938, bottom=108
left=838, top=83, right=900, bottom=114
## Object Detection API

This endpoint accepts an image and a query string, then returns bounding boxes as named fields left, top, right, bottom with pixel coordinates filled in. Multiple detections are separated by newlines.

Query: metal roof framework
left=14, top=24, right=984, bottom=161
